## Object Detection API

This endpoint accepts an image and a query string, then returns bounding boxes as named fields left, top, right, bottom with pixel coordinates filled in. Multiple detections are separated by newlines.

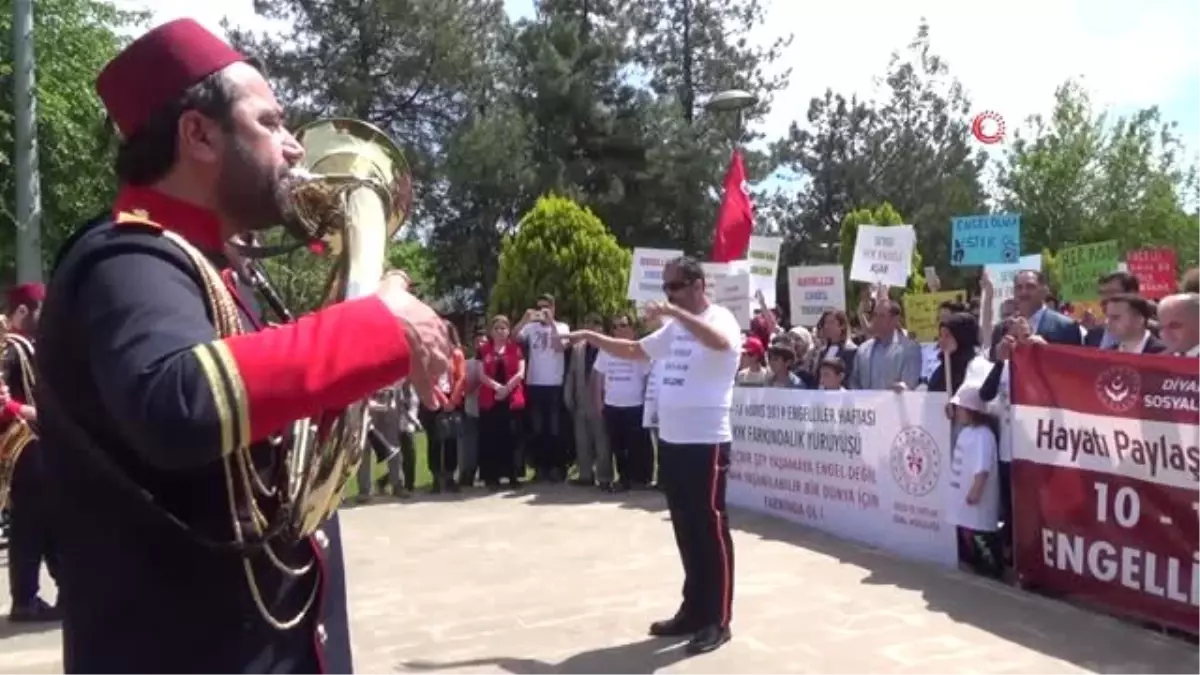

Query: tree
left=998, top=80, right=1199, bottom=270
left=0, top=0, right=145, bottom=279
left=227, top=0, right=514, bottom=296
left=766, top=22, right=986, bottom=289
left=489, top=194, right=631, bottom=323
left=838, top=202, right=926, bottom=307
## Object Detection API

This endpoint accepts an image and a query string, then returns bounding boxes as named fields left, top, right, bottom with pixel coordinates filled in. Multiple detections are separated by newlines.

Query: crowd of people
left=353, top=264, right=1200, bottom=584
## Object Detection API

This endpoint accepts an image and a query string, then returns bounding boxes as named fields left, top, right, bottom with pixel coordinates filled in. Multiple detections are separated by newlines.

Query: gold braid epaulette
left=3, top=334, right=38, bottom=410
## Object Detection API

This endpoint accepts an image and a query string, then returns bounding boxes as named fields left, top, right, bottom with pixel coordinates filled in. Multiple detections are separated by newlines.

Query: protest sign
left=627, top=248, right=683, bottom=302
left=950, top=213, right=1021, bottom=266
left=1057, top=241, right=1119, bottom=302
left=786, top=265, right=845, bottom=328
left=747, top=236, right=783, bottom=307
left=984, top=254, right=1043, bottom=323
left=849, top=224, right=915, bottom=288
left=1126, top=248, right=1178, bottom=300
left=702, top=260, right=749, bottom=301
left=727, top=388, right=958, bottom=567
left=715, top=270, right=752, bottom=329
left=1010, top=344, right=1199, bottom=635
left=903, top=290, right=966, bottom=343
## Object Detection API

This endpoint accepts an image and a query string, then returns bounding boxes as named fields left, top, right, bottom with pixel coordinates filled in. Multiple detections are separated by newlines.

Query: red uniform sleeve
left=201, top=296, right=412, bottom=442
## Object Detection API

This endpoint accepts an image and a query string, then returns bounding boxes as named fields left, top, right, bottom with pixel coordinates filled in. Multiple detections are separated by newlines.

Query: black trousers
left=658, top=440, right=734, bottom=628
left=603, top=405, right=652, bottom=485
left=479, top=405, right=520, bottom=484
left=418, top=408, right=459, bottom=478
left=997, top=460, right=1013, bottom=566
left=7, top=442, right=59, bottom=606
left=526, top=385, right=565, bottom=474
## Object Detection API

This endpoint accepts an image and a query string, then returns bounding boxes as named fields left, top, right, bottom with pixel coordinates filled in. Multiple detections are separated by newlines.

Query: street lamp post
left=703, top=88, right=759, bottom=144
left=12, top=0, right=43, bottom=283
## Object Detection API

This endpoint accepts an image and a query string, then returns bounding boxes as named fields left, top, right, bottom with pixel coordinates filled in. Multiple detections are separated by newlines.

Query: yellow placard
left=903, top=291, right=966, bottom=343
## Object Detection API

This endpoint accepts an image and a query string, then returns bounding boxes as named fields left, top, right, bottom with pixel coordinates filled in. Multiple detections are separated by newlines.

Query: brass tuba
left=267, top=118, right=412, bottom=538
left=182, top=118, right=411, bottom=629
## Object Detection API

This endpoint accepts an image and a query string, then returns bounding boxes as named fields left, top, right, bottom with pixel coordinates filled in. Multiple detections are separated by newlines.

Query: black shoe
left=8, top=597, right=61, bottom=623
left=648, top=614, right=699, bottom=637
left=429, top=481, right=443, bottom=494
left=445, top=481, right=460, bottom=493
left=598, top=481, right=615, bottom=493
left=686, top=625, right=731, bottom=654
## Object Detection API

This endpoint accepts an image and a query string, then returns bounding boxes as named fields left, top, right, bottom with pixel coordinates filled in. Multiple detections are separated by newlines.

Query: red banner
left=1126, top=248, right=1178, bottom=300
left=1010, top=344, right=1199, bottom=634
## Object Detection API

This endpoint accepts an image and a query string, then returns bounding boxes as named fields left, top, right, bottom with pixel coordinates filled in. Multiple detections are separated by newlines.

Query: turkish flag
left=710, top=150, right=754, bottom=262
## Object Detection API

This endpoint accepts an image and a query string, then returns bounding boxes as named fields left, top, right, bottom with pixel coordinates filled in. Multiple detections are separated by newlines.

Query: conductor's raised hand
left=377, top=271, right=450, bottom=409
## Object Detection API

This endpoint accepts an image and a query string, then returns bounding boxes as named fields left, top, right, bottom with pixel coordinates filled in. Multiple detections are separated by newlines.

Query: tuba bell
left=267, top=118, right=413, bottom=539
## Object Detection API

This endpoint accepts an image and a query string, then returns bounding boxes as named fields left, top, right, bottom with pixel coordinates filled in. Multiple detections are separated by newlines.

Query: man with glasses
left=514, top=294, right=571, bottom=482
left=567, top=256, right=739, bottom=655
left=847, top=298, right=922, bottom=391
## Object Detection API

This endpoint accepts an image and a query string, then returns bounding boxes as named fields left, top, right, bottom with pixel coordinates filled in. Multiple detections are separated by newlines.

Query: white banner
left=747, top=236, right=783, bottom=307
left=983, top=254, right=1042, bottom=323
left=715, top=271, right=753, bottom=330
left=627, top=248, right=683, bottom=302
left=701, top=260, right=749, bottom=301
left=787, top=264, right=845, bottom=327
left=849, top=224, right=915, bottom=288
left=728, top=388, right=958, bottom=567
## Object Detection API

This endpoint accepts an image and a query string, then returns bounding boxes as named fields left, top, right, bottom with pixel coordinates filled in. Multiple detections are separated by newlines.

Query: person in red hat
left=1, top=282, right=61, bottom=623
left=34, top=18, right=449, bottom=674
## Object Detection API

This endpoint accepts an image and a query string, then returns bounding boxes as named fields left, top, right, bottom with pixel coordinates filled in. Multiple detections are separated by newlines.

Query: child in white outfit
left=947, top=383, right=1001, bottom=578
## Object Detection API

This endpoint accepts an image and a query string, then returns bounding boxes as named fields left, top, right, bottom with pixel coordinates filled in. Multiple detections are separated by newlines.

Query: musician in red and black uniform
left=2, top=283, right=60, bottom=622
left=35, top=19, right=449, bottom=674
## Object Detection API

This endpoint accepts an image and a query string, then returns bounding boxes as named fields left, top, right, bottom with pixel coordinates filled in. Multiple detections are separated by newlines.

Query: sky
left=116, top=0, right=1200, bottom=181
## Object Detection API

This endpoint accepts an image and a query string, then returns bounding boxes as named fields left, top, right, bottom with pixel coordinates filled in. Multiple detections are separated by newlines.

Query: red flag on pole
left=710, top=150, right=754, bottom=262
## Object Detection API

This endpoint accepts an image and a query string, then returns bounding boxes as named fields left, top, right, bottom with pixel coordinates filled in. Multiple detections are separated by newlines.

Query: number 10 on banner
left=1093, top=482, right=1141, bottom=528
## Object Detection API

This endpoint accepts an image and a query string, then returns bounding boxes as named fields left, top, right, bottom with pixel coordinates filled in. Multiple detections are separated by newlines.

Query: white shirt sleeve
left=639, top=321, right=675, bottom=361
left=711, top=307, right=744, bottom=352
left=518, top=323, right=535, bottom=340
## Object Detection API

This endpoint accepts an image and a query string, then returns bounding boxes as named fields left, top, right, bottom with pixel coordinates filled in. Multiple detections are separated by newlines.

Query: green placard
left=1057, top=240, right=1119, bottom=302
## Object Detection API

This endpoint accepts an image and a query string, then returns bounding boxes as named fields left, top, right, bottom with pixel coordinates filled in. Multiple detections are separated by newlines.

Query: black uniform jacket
left=36, top=199, right=353, bottom=674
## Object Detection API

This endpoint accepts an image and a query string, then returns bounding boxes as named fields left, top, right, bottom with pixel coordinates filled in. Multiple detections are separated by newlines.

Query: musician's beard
left=216, top=135, right=294, bottom=234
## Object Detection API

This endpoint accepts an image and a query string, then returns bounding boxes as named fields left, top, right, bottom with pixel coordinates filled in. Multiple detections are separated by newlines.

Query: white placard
left=984, top=253, right=1043, bottom=323
left=702, top=260, right=749, bottom=301
left=715, top=270, right=753, bottom=330
left=627, top=247, right=683, bottom=302
left=747, top=236, right=783, bottom=307
left=849, top=224, right=916, bottom=288
left=728, top=388, right=958, bottom=568
left=787, top=264, right=845, bottom=328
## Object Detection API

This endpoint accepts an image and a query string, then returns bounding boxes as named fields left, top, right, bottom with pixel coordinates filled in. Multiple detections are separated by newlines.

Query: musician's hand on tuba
left=378, top=272, right=450, bottom=409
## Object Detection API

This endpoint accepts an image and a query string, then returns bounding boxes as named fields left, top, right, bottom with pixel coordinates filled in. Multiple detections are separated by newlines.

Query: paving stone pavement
left=1, top=485, right=1197, bottom=674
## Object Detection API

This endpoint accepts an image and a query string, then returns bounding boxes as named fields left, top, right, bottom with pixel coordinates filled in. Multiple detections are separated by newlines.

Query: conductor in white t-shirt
left=567, top=256, right=740, bottom=655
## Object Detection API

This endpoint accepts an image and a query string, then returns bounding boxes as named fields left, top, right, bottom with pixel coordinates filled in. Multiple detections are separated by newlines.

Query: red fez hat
left=7, top=283, right=46, bottom=310
left=95, top=18, right=247, bottom=139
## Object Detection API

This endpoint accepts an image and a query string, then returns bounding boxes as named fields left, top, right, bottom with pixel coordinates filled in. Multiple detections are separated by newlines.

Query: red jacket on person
left=477, top=340, right=526, bottom=412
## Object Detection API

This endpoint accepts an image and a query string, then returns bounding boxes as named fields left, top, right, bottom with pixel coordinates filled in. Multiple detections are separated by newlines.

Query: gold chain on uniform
left=162, top=231, right=318, bottom=631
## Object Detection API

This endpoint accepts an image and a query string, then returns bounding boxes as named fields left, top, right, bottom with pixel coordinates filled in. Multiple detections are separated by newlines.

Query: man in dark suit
left=1084, top=271, right=1140, bottom=348
left=1101, top=294, right=1168, bottom=354
left=990, top=270, right=1083, bottom=356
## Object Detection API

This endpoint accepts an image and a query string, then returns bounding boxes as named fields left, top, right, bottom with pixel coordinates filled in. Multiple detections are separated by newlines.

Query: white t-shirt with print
left=947, top=424, right=1000, bottom=531
left=638, top=304, right=741, bottom=444
left=594, top=352, right=649, bottom=408
left=519, top=320, right=570, bottom=386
